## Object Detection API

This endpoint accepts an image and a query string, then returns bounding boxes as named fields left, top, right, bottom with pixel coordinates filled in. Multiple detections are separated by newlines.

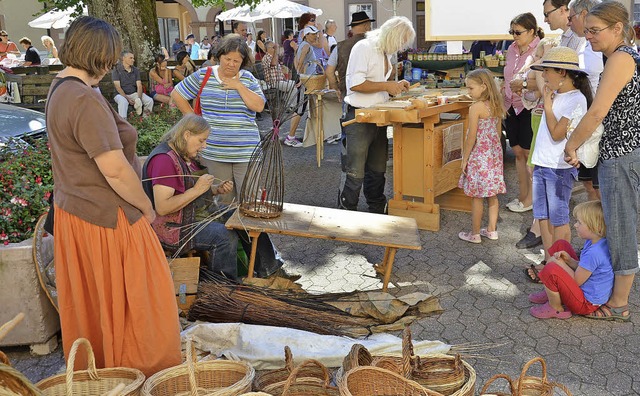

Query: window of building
left=346, top=2, right=376, bottom=29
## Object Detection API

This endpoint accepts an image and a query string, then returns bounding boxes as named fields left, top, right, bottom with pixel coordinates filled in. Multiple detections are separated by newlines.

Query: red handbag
left=193, top=66, right=213, bottom=115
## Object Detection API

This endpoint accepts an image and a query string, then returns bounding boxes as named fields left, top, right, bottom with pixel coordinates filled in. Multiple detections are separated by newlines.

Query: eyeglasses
left=310, top=19, right=316, bottom=22
left=0, top=34, right=7, bottom=37
left=567, top=13, right=578, bottom=22
left=584, top=24, right=614, bottom=36
left=509, top=29, right=527, bottom=36
left=543, top=6, right=561, bottom=18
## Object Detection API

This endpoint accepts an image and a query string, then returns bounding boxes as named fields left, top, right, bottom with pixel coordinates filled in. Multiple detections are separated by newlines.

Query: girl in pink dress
left=458, top=69, right=507, bottom=243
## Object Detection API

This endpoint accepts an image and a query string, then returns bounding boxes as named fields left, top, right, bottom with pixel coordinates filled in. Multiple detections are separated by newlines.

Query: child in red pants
left=529, top=201, right=613, bottom=319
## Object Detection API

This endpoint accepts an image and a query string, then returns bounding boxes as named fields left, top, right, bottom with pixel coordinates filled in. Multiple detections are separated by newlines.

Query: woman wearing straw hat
left=527, top=46, right=593, bottom=286
left=564, top=1, right=640, bottom=321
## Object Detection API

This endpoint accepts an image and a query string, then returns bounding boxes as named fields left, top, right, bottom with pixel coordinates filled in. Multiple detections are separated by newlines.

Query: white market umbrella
left=216, top=6, right=270, bottom=23
left=253, top=0, right=322, bottom=19
left=28, top=6, right=87, bottom=29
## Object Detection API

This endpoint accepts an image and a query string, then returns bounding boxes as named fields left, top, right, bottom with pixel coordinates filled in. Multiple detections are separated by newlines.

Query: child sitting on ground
left=529, top=200, right=613, bottom=319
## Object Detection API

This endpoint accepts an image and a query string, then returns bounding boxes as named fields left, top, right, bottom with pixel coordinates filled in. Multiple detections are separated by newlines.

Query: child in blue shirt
left=529, top=200, right=613, bottom=319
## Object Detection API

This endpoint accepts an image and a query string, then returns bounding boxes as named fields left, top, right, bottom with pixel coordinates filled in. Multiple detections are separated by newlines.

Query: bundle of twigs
left=188, top=274, right=376, bottom=338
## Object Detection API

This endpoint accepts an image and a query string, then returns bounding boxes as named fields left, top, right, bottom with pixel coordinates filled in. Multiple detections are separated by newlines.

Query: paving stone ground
left=5, top=114, right=638, bottom=395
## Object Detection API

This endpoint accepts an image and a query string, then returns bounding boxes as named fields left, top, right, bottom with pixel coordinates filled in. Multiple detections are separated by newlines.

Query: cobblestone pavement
left=5, top=114, right=638, bottom=395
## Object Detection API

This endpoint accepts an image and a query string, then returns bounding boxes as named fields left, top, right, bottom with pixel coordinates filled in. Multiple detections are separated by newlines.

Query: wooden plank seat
left=225, top=203, right=422, bottom=291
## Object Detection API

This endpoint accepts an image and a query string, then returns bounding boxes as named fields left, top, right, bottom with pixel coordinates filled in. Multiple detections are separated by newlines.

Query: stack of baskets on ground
left=480, top=357, right=572, bottom=396
left=252, top=346, right=338, bottom=396
left=337, top=326, right=476, bottom=396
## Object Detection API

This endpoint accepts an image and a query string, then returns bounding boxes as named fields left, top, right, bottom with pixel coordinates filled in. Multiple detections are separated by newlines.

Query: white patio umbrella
left=216, top=0, right=322, bottom=22
left=28, top=6, right=88, bottom=29
left=216, top=5, right=270, bottom=23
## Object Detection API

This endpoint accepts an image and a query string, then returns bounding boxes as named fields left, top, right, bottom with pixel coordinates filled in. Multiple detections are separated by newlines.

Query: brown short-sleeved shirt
left=47, top=76, right=143, bottom=228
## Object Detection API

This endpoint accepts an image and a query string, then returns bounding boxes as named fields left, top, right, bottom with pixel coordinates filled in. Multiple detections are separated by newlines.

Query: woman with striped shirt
left=172, top=34, right=265, bottom=203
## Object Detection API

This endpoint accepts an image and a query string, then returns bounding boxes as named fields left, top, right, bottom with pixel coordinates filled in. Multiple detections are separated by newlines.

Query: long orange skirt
left=54, top=205, right=182, bottom=376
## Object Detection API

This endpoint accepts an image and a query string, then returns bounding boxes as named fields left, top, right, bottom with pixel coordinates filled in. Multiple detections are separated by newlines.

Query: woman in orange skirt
left=46, top=16, right=181, bottom=376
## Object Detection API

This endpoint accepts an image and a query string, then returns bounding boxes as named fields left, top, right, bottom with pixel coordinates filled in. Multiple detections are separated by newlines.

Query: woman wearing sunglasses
left=564, top=1, right=640, bottom=322
left=503, top=13, right=545, bottom=215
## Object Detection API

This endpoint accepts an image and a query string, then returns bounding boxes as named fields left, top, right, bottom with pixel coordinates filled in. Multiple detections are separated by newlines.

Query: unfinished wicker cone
left=36, top=338, right=145, bottom=396
left=261, top=359, right=338, bottom=396
left=254, top=347, right=326, bottom=391
left=141, top=338, right=254, bottom=396
left=516, top=357, right=572, bottom=396
left=338, top=366, right=443, bottom=396
left=479, top=374, right=516, bottom=396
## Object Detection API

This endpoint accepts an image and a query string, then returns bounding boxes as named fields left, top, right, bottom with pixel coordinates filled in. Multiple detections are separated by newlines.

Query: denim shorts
left=532, top=166, right=577, bottom=226
left=598, top=149, right=640, bottom=275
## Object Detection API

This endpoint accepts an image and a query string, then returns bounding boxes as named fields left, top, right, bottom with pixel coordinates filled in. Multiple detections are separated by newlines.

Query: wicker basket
left=1, top=363, right=42, bottom=396
left=36, top=338, right=145, bottom=396
left=141, top=339, right=254, bottom=396
left=479, top=374, right=516, bottom=396
left=341, top=345, right=373, bottom=374
left=338, top=366, right=443, bottom=396
left=254, top=347, right=326, bottom=391
left=515, top=358, right=572, bottom=396
left=261, top=360, right=338, bottom=396
left=300, top=62, right=326, bottom=93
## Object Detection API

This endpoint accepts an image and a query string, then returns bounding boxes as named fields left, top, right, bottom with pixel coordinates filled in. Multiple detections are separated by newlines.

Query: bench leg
left=381, top=247, right=397, bottom=292
left=245, top=231, right=262, bottom=279
left=374, top=247, right=391, bottom=276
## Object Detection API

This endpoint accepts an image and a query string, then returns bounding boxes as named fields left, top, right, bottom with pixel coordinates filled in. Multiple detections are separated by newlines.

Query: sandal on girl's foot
left=458, top=231, right=481, bottom=244
left=528, top=290, right=549, bottom=304
left=586, top=304, right=631, bottom=322
left=524, top=264, right=542, bottom=284
left=530, top=302, right=572, bottom=319
left=480, top=228, right=498, bottom=240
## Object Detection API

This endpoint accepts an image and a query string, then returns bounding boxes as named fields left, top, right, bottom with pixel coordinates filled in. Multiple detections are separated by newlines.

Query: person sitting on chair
left=112, top=50, right=154, bottom=118
left=143, top=114, right=300, bottom=281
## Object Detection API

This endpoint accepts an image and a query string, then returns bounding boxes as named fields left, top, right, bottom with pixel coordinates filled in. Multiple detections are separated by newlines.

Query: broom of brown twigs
left=187, top=274, right=377, bottom=338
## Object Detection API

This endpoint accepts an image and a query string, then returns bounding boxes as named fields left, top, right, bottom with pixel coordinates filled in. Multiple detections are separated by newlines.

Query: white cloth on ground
left=181, top=322, right=450, bottom=370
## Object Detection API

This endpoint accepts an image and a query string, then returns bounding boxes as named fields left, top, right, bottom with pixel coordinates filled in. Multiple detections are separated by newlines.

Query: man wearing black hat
left=325, top=11, right=375, bottom=102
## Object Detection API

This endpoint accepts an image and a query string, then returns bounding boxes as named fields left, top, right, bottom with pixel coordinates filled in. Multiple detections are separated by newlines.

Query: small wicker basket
left=36, top=338, right=145, bottom=396
left=254, top=347, right=326, bottom=391
left=141, top=339, right=254, bottom=396
left=300, top=61, right=327, bottom=93
left=261, top=360, right=338, bottom=396
left=479, top=374, right=516, bottom=396
left=515, top=357, right=572, bottom=396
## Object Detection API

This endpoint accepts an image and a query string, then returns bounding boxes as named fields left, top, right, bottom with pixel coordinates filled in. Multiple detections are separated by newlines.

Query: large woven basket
left=36, top=338, right=145, bottom=396
left=300, top=61, right=326, bottom=93
left=338, top=366, right=443, bottom=396
left=141, top=339, right=254, bottom=396
left=261, top=360, right=338, bottom=396
left=515, top=358, right=572, bottom=396
left=253, top=347, right=326, bottom=391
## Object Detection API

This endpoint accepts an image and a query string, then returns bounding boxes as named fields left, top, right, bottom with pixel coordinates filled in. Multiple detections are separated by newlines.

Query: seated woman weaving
left=143, top=114, right=298, bottom=281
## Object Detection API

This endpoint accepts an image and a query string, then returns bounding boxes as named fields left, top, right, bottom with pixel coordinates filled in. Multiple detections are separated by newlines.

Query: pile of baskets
left=335, top=326, right=476, bottom=396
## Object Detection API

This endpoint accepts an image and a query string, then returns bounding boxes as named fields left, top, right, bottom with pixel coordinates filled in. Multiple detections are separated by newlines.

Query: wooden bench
left=225, top=203, right=422, bottom=291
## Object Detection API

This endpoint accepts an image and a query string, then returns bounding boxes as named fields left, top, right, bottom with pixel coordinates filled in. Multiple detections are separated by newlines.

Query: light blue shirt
left=579, top=238, right=614, bottom=305
left=190, top=42, right=201, bottom=60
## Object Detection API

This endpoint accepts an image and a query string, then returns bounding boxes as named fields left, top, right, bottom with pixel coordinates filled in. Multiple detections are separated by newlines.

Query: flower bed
left=130, top=105, right=183, bottom=156
left=0, top=139, right=53, bottom=244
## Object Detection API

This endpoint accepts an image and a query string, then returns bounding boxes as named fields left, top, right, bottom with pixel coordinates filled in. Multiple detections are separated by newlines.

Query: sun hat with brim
left=302, top=26, right=319, bottom=36
left=530, top=46, right=588, bottom=74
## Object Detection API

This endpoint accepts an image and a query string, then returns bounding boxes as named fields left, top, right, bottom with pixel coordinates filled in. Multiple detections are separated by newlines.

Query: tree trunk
left=88, top=0, right=160, bottom=70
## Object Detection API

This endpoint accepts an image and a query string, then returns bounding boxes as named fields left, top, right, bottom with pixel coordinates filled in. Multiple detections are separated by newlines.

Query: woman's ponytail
left=536, top=27, right=545, bottom=39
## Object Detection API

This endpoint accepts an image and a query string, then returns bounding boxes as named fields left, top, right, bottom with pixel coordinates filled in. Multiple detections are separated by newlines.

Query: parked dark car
left=0, top=103, right=47, bottom=148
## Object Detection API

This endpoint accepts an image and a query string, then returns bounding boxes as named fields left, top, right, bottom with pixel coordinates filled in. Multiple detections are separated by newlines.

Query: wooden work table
left=347, top=100, right=473, bottom=231
left=225, top=203, right=421, bottom=291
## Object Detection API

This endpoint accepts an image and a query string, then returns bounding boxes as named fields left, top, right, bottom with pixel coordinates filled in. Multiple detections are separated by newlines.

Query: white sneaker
left=508, top=201, right=533, bottom=213
left=506, top=198, right=520, bottom=209
left=133, top=98, right=143, bottom=116
left=325, top=134, right=341, bottom=144
left=284, top=136, right=303, bottom=147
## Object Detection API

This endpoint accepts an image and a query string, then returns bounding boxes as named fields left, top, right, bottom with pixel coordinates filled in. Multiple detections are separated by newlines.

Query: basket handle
left=66, top=338, right=100, bottom=396
left=0, top=312, right=25, bottom=342
left=186, top=338, right=200, bottom=396
left=517, top=357, right=548, bottom=394
left=480, top=374, right=516, bottom=395
left=284, top=346, right=294, bottom=372
left=549, top=382, right=573, bottom=396
left=401, top=325, right=414, bottom=379
left=281, top=359, right=331, bottom=396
